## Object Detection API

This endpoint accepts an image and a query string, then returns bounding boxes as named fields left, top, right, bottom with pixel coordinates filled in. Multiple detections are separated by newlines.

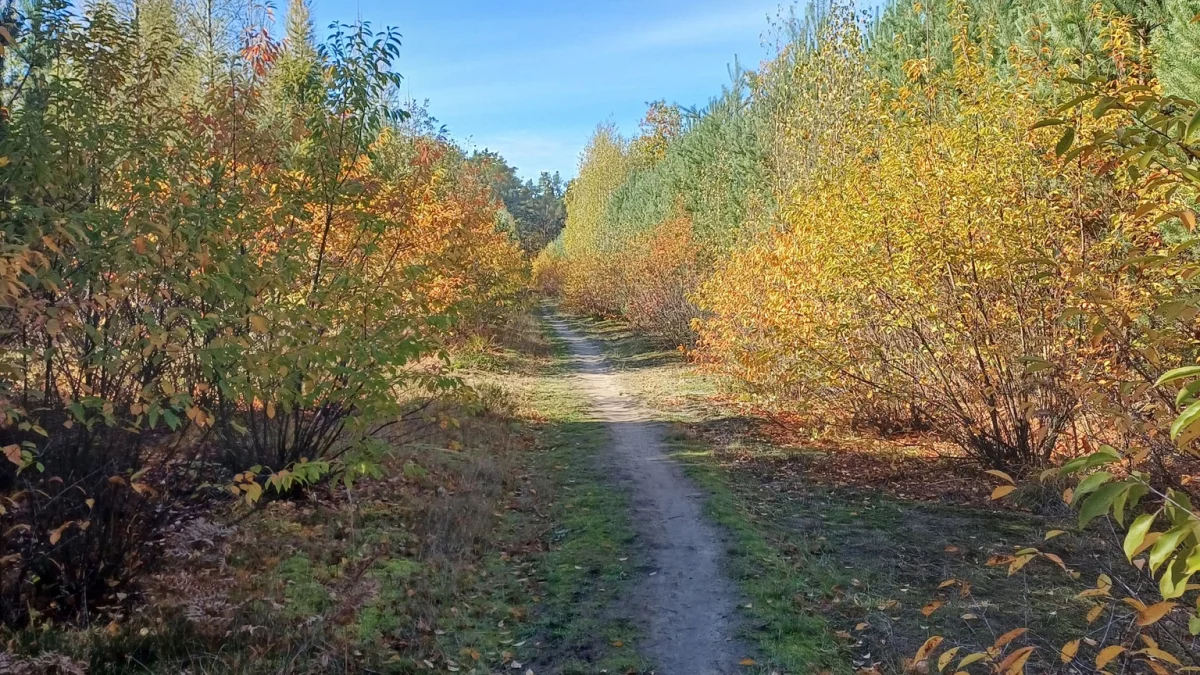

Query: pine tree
left=284, top=0, right=315, bottom=61
left=1153, top=0, right=1200, bottom=99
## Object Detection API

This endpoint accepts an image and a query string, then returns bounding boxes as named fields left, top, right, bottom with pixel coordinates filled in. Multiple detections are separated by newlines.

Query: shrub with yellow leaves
left=697, top=31, right=1118, bottom=469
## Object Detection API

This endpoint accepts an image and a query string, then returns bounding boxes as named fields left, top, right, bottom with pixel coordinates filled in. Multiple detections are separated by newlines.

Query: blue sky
left=311, top=1, right=782, bottom=181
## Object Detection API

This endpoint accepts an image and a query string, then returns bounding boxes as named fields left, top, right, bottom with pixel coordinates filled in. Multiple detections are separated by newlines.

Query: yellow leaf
left=1137, top=601, right=1176, bottom=626
left=985, top=469, right=1014, bottom=484
left=938, top=579, right=958, bottom=589
left=938, top=647, right=962, bottom=672
left=250, top=315, right=268, bottom=333
left=0, top=156, right=9, bottom=167
left=922, top=600, right=945, bottom=617
left=1042, top=552, right=1069, bottom=574
left=1096, top=645, right=1125, bottom=669
left=131, top=482, right=155, bottom=496
left=991, top=485, right=1017, bottom=500
left=49, top=520, right=73, bottom=545
left=1122, top=597, right=1148, bottom=612
left=739, top=658, right=756, bottom=666
left=993, top=628, right=1027, bottom=651
left=1086, top=604, right=1105, bottom=623
left=1060, top=639, right=1080, bottom=663
left=996, top=646, right=1035, bottom=675
left=1138, top=648, right=1182, bottom=665
left=266, top=402, right=276, bottom=419
left=915, top=636, right=944, bottom=663
left=1008, top=554, right=1034, bottom=575
left=1133, top=532, right=1161, bottom=558
left=2, top=444, right=21, bottom=466
left=1044, top=529, right=1066, bottom=540
left=1146, top=660, right=1172, bottom=675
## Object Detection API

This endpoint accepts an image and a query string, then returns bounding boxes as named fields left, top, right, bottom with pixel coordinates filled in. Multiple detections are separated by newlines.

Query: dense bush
left=540, top=0, right=1151, bottom=467
left=0, top=0, right=525, bottom=628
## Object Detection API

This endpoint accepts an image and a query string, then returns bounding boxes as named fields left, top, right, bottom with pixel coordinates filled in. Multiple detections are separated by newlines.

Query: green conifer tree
left=1153, top=0, right=1200, bottom=99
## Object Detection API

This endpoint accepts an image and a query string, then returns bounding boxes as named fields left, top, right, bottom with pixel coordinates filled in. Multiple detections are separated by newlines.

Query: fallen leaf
left=915, top=636, right=944, bottom=663
left=1060, top=639, right=1080, bottom=663
left=993, top=628, right=1027, bottom=651
left=1137, top=601, right=1177, bottom=626
left=991, top=485, right=1017, bottom=500
left=1096, top=645, right=1124, bottom=669
left=995, top=646, right=1034, bottom=675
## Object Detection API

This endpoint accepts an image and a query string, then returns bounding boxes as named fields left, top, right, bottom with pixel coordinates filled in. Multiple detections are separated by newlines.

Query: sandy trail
left=546, top=315, right=748, bottom=675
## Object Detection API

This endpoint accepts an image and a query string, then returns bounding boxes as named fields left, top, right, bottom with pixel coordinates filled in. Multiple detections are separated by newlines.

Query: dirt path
left=546, top=315, right=749, bottom=675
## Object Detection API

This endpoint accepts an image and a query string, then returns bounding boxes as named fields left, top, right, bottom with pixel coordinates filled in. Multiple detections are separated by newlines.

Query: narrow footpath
left=546, top=314, right=750, bottom=675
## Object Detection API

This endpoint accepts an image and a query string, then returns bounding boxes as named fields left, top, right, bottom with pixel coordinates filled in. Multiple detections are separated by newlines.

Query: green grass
left=520, top=311, right=650, bottom=674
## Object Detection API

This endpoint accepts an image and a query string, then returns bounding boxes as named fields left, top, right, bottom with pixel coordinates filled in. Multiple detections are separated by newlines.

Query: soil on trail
left=546, top=314, right=750, bottom=675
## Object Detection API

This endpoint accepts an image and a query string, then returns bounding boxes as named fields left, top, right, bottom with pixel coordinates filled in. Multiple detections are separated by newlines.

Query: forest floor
left=9, top=308, right=1111, bottom=675
left=8, top=311, right=651, bottom=675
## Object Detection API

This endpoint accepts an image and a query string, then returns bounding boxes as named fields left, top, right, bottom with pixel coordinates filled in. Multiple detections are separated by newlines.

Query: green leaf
left=1060, top=446, right=1120, bottom=475
left=1114, top=482, right=1148, bottom=526
left=1150, top=524, right=1190, bottom=572
left=1032, top=118, right=1066, bottom=130
left=1055, top=127, right=1076, bottom=156
left=1161, top=554, right=1194, bottom=599
left=1187, top=107, right=1200, bottom=142
left=1072, top=471, right=1113, bottom=505
left=1176, top=379, right=1200, bottom=408
left=1125, top=513, right=1156, bottom=560
left=1170, top=398, right=1200, bottom=441
left=1157, top=365, right=1200, bottom=386
left=1079, top=482, right=1129, bottom=528
left=1185, top=543, right=1200, bottom=575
